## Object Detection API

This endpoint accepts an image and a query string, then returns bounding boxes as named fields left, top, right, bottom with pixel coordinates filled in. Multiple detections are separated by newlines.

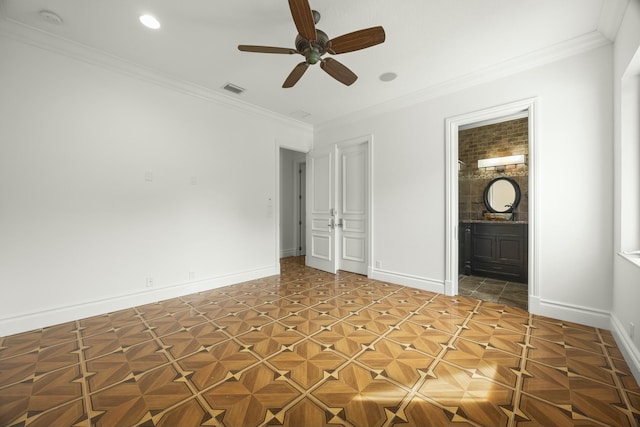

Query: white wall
left=612, top=0, right=640, bottom=381
left=315, top=45, right=614, bottom=327
left=0, top=34, right=312, bottom=336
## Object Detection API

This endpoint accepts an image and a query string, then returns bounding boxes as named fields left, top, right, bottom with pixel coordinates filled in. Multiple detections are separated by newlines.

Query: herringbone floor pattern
left=1, top=257, right=639, bottom=426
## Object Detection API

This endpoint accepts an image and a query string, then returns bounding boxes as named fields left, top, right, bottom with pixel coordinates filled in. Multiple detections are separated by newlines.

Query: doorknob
left=327, top=218, right=343, bottom=228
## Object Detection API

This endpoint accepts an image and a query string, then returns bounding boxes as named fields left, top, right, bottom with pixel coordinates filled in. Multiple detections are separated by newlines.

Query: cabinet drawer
left=473, top=261, right=522, bottom=278
left=472, top=223, right=524, bottom=237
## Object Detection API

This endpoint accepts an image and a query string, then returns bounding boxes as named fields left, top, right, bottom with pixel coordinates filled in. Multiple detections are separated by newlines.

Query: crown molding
left=316, top=31, right=612, bottom=131
left=598, top=0, right=630, bottom=41
left=0, top=17, right=313, bottom=133
left=0, top=6, right=618, bottom=135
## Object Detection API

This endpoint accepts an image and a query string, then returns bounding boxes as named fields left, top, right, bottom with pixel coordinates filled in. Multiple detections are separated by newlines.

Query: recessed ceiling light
left=139, top=14, right=161, bottom=30
left=379, top=72, right=398, bottom=82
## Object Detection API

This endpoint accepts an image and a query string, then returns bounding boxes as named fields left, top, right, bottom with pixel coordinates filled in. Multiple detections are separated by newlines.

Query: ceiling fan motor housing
left=296, top=29, right=329, bottom=64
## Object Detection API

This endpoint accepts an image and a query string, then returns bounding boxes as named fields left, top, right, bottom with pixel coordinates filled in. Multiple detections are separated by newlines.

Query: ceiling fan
left=238, top=0, right=385, bottom=88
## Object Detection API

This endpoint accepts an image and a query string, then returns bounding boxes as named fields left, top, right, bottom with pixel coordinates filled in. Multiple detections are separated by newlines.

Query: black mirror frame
left=483, top=177, right=521, bottom=213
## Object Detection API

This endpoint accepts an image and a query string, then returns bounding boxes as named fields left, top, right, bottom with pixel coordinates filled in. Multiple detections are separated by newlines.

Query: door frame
left=294, top=158, right=306, bottom=256
left=444, top=98, right=539, bottom=301
left=276, top=144, right=310, bottom=270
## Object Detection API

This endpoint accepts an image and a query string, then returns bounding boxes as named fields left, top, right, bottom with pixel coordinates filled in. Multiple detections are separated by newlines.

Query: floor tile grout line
left=5, top=328, right=93, bottom=426
left=476, top=315, right=636, bottom=390
left=244, top=288, right=436, bottom=408
left=520, top=356, right=636, bottom=391
left=3, top=258, right=639, bottom=427
left=0, top=333, right=81, bottom=361
left=0, top=351, right=85, bottom=391
left=516, top=390, right=618, bottom=427
left=142, top=317, right=229, bottom=427
left=256, top=354, right=358, bottom=427
left=74, top=319, right=96, bottom=427
left=0, top=309, right=626, bottom=393
left=80, top=308, right=248, bottom=397
left=380, top=297, right=486, bottom=427
left=0, top=279, right=383, bottom=362
left=516, top=313, right=640, bottom=426
left=272, top=317, right=407, bottom=426
left=169, top=334, right=299, bottom=406
left=506, top=312, right=535, bottom=427
left=11, top=397, right=87, bottom=427
left=596, top=327, right=640, bottom=424
left=380, top=295, right=467, bottom=422
left=72, top=292, right=628, bottom=422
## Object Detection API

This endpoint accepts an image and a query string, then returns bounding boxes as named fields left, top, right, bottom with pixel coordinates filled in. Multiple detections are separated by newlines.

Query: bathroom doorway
left=445, top=98, right=538, bottom=311
left=457, top=116, right=529, bottom=309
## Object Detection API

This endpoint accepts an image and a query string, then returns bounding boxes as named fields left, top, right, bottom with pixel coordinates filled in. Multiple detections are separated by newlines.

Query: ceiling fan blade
left=288, top=0, right=316, bottom=41
left=238, top=45, right=298, bottom=54
left=283, top=62, right=309, bottom=88
left=328, top=26, right=386, bottom=55
left=320, top=58, right=357, bottom=86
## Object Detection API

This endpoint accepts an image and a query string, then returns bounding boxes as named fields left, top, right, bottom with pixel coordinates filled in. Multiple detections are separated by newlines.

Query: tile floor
left=0, top=257, right=639, bottom=426
left=458, top=275, right=529, bottom=310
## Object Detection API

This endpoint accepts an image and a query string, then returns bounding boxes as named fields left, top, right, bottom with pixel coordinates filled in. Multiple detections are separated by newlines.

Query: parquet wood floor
left=1, top=257, right=639, bottom=426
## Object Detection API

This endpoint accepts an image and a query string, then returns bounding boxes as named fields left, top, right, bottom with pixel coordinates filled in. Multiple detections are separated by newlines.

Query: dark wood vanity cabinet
left=470, top=222, right=527, bottom=283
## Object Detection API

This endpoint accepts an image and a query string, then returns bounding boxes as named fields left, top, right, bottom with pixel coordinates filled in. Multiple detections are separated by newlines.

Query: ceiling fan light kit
left=238, top=0, right=385, bottom=88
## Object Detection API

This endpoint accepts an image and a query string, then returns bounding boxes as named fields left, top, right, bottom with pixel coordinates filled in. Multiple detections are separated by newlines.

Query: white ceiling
left=0, top=0, right=628, bottom=126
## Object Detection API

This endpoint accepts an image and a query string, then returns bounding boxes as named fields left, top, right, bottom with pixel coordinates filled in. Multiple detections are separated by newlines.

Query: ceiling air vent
left=222, top=83, right=245, bottom=95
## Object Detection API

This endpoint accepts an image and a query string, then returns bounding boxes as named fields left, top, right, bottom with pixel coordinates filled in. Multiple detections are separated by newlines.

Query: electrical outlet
left=146, top=277, right=154, bottom=288
left=189, top=271, right=195, bottom=280
left=375, top=260, right=381, bottom=269
left=630, top=322, right=635, bottom=339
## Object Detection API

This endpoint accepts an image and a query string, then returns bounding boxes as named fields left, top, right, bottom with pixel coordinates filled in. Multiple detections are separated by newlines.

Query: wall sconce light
left=478, top=154, right=526, bottom=172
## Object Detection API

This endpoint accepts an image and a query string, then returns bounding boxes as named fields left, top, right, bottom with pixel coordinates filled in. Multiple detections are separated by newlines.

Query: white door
left=337, top=143, right=368, bottom=275
left=306, top=141, right=368, bottom=275
left=306, top=147, right=337, bottom=273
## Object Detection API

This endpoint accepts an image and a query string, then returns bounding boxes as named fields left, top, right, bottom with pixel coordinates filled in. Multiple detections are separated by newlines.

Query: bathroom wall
left=458, top=118, right=529, bottom=221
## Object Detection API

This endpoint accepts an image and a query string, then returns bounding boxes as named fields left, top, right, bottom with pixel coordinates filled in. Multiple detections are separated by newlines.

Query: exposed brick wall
left=459, top=118, right=528, bottom=221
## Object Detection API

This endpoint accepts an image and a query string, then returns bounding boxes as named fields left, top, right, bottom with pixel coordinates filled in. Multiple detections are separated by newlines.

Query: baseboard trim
left=610, top=314, right=640, bottom=384
left=0, top=265, right=278, bottom=337
left=368, top=268, right=445, bottom=294
left=280, top=248, right=297, bottom=258
left=528, top=296, right=611, bottom=329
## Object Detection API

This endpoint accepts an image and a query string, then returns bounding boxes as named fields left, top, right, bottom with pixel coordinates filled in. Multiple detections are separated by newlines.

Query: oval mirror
left=483, top=177, right=521, bottom=213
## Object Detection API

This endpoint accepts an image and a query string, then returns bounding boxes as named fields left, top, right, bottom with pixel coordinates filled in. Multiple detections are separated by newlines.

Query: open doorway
left=445, top=98, right=538, bottom=311
left=457, top=116, right=529, bottom=310
left=279, top=148, right=307, bottom=260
